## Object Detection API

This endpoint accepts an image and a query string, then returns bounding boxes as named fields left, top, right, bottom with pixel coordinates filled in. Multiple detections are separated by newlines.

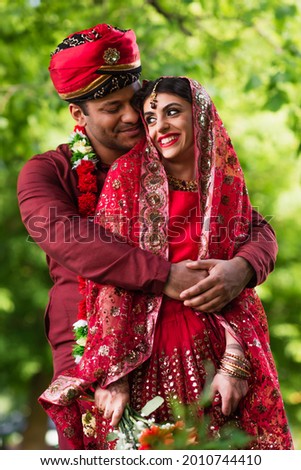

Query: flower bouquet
left=106, top=396, right=167, bottom=450
left=106, top=376, right=250, bottom=451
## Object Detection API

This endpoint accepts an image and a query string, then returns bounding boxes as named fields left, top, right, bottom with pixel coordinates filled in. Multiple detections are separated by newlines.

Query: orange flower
left=139, top=425, right=161, bottom=441
left=174, top=420, right=185, bottom=430
left=138, top=425, right=175, bottom=449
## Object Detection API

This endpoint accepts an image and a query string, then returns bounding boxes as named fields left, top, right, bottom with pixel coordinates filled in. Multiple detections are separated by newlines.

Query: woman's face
left=143, top=92, right=194, bottom=165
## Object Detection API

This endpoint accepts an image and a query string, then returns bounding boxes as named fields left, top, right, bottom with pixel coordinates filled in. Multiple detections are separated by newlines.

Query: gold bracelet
left=221, top=356, right=251, bottom=370
left=221, top=360, right=251, bottom=376
left=222, top=352, right=251, bottom=369
left=218, top=365, right=250, bottom=380
left=219, top=351, right=252, bottom=380
left=220, top=359, right=251, bottom=375
left=217, top=367, right=246, bottom=380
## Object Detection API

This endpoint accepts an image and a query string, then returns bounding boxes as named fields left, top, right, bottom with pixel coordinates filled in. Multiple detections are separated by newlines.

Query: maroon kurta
left=17, top=143, right=278, bottom=380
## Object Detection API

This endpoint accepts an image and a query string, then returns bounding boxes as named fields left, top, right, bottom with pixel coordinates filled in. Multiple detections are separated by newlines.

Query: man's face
left=71, top=82, right=144, bottom=164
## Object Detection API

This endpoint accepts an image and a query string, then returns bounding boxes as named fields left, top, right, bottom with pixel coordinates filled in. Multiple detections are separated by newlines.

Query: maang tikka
left=149, top=78, right=163, bottom=109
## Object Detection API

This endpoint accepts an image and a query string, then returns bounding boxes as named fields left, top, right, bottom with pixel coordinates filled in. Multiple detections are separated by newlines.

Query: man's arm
left=18, top=156, right=277, bottom=301
left=235, top=208, right=278, bottom=287
left=17, top=155, right=171, bottom=294
left=177, top=208, right=278, bottom=312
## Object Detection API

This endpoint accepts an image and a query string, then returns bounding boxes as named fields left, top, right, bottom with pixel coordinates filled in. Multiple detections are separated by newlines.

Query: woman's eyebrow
left=144, top=111, right=154, bottom=117
left=144, top=102, right=183, bottom=116
left=162, top=102, right=182, bottom=110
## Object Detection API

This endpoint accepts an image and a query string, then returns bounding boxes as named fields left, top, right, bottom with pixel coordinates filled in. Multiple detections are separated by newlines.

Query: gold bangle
left=220, top=362, right=251, bottom=378
left=218, top=365, right=250, bottom=380
left=218, top=367, right=245, bottom=379
left=222, top=353, right=251, bottom=369
left=220, top=359, right=251, bottom=375
left=221, top=356, right=250, bottom=370
left=223, top=351, right=249, bottom=361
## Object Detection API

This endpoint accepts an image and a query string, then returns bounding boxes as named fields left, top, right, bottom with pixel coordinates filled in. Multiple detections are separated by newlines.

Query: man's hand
left=163, top=259, right=209, bottom=300
left=179, top=257, right=255, bottom=312
left=94, top=376, right=129, bottom=427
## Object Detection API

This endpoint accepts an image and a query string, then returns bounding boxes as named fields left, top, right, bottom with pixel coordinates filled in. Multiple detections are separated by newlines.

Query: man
left=17, top=24, right=277, bottom=449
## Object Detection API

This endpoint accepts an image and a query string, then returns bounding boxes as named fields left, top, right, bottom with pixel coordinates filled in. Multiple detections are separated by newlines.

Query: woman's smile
left=158, top=133, right=180, bottom=148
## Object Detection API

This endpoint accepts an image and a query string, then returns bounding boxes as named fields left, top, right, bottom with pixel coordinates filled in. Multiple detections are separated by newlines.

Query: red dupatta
left=39, top=78, right=293, bottom=450
left=73, top=78, right=252, bottom=387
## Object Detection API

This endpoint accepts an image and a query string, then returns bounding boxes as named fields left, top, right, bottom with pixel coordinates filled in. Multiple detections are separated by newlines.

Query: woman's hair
left=132, top=77, right=192, bottom=111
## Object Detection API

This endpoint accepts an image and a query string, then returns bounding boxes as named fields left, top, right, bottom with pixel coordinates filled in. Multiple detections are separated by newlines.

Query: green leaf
left=72, top=344, right=84, bottom=357
left=106, top=431, right=119, bottom=442
left=74, top=325, right=88, bottom=339
left=275, top=5, right=297, bottom=20
left=140, top=395, right=164, bottom=416
left=244, top=75, right=262, bottom=92
left=264, top=89, right=289, bottom=112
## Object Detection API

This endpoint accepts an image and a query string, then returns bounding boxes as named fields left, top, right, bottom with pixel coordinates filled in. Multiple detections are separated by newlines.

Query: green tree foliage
left=1, top=0, right=300, bottom=449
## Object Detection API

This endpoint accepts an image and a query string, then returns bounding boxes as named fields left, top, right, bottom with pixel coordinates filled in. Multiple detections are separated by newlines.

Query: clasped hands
left=164, top=256, right=254, bottom=312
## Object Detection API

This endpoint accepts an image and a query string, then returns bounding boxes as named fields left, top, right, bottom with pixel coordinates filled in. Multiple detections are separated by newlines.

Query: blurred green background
left=0, top=0, right=300, bottom=450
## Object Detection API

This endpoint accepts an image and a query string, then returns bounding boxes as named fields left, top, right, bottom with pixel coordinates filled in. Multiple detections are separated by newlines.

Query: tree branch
left=146, top=0, right=193, bottom=36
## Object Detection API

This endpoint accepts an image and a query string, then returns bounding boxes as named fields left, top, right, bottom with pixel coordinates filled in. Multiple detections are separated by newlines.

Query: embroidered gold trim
left=59, top=74, right=110, bottom=100
left=59, top=60, right=141, bottom=99
left=97, top=59, right=141, bottom=71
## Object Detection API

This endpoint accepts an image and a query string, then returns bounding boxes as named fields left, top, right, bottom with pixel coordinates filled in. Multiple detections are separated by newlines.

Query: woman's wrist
left=108, top=375, right=129, bottom=393
left=225, top=342, right=245, bottom=357
left=218, top=350, right=251, bottom=380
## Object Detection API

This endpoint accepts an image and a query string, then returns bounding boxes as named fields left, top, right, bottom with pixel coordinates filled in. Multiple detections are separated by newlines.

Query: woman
left=39, top=77, right=293, bottom=450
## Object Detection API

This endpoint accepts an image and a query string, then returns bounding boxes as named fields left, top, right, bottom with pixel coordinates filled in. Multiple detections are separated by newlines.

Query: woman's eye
left=167, top=108, right=179, bottom=116
left=145, top=116, right=156, bottom=125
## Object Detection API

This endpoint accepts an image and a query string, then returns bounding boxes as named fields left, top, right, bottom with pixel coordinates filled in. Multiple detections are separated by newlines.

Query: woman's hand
left=210, top=372, right=248, bottom=416
left=94, top=376, right=130, bottom=427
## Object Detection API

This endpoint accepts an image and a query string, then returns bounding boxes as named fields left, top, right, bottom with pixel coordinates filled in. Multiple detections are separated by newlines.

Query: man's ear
left=69, top=103, right=87, bottom=126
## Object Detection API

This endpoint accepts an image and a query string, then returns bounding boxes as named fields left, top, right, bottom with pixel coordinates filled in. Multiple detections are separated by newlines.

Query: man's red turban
left=49, top=24, right=141, bottom=101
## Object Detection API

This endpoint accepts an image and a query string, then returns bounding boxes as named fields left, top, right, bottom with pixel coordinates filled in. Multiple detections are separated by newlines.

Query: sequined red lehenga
left=39, top=78, right=293, bottom=450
